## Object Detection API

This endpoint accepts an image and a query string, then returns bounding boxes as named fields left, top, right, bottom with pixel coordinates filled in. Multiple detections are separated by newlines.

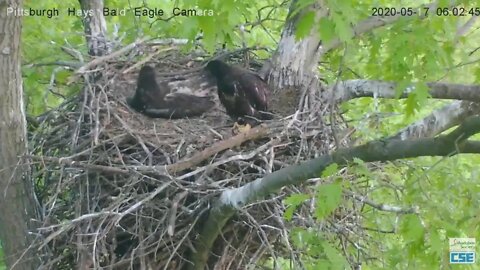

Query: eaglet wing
left=237, top=72, right=269, bottom=112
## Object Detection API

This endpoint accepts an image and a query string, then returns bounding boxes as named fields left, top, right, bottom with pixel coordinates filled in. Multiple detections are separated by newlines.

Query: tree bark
left=78, top=0, right=110, bottom=56
left=266, top=0, right=325, bottom=89
left=0, top=0, right=39, bottom=269
left=334, top=80, right=480, bottom=102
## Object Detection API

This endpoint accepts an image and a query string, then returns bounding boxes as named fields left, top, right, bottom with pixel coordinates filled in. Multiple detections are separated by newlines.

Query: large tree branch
left=334, top=80, right=480, bottom=102
left=188, top=115, right=480, bottom=269
left=267, top=0, right=325, bottom=88
left=332, top=79, right=480, bottom=140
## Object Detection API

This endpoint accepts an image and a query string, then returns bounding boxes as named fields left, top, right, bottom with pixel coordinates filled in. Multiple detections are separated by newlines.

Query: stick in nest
left=164, top=124, right=270, bottom=174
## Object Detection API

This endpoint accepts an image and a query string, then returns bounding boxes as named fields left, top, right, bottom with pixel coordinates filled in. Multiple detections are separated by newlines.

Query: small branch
left=147, top=38, right=189, bottom=46
left=122, top=47, right=175, bottom=74
left=67, top=37, right=148, bottom=84
left=362, top=227, right=395, bottom=234
left=38, top=211, right=118, bottom=249
left=26, top=155, right=129, bottom=175
left=177, top=139, right=276, bottom=180
left=346, top=191, right=418, bottom=214
left=23, top=61, right=83, bottom=69
left=113, top=181, right=171, bottom=225
left=61, top=45, right=84, bottom=62
left=164, top=125, right=270, bottom=174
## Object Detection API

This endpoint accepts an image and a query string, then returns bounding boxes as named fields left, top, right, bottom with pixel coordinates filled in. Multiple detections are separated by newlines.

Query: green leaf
left=0, top=245, right=4, bottom=270
left=315, top=182, right=343, bottom=220
left=285, top=193, right=310, bottom=205
left=323, top=241, right=351, bottom=270
left=331, top=11, right=352, bottom=43
left=318, top=17, right=335, bottom=43
left=351, top=158, right=372, bottom=178
left=474, top=67, right=480, bottom=83
left=413, top=82, right=431, bottom=104
left=428, top=230, right=442, bottom=256
left=387, top=245, right=403, bottom=267
left=284, top=193, right=310, bottom=221
left=401, top=215, right=425, bottom=242
left=352, top=157, right=365, bottom=166
left=312, top=260, right=331, bottom=270
left=284, top=206, right=296, bottom=221
left=405, top=93, right=417, bottom=117
left=291, top=227, right=315, bottom=249
left=289, top=0, right=316, bottom=19
left=198, top=17, right=216, bottom=52
left=405, top=82, right=430, bottom=117
left=395, top=80, right=410, bottom=98
left=295, top=11, right=315, bottom=40
left=321, top=163, right=338, bottom=177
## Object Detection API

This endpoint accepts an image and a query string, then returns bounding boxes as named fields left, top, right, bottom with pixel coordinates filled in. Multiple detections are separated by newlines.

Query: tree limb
left=331, top=79, right=480, bottom=140
left=334, top=79, right=480, bottom=102
left=189, top=115, right=480, bottom=270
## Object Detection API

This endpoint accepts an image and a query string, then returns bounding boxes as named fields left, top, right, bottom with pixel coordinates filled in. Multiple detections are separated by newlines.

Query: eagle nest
left=30, top=46, right=361, bottom=269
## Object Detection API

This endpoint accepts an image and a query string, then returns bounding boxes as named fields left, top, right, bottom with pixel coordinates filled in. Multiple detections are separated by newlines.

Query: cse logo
left=450, top=252, right=475, bottom=264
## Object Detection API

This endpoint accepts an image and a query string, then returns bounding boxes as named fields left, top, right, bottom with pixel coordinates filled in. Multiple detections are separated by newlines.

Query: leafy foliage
left=291, top=228, right=351, bottom=270
left=0, top=245, right=4, bottom=270
left=19, top=0, right=480, bottom=269
left=287, top=0, right=480, bottom=269
left=314, top=182, right=342, bottom=220
left=284, top=193, right=310, bottom=221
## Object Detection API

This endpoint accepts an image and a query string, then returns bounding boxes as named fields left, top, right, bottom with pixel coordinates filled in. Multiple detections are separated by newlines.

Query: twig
left=122, top=47, right=175, bottom=74
left=68, top=37, right=148, bottom=84
left=346, top=191, right=419, bottom=214
left=177, top=139, right=277, bottom=180
left=26, top=155, right=129, bottom=174
left=165, top=124, right=270, bottom=174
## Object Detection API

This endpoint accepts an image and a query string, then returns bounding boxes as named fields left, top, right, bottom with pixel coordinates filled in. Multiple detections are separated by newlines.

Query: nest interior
left=30, top=47, right=362, bottom=270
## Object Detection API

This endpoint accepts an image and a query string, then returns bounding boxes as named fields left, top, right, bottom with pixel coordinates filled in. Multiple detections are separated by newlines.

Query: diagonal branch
left=188, top=115, right=480, bottom=270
